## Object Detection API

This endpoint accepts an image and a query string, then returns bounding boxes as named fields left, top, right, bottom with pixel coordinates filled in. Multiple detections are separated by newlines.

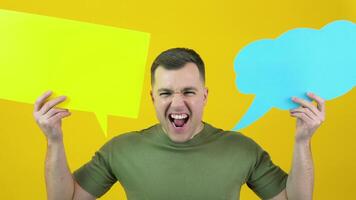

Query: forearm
left=286, top=139, right=314, bottom=200
left=45, top=139, right=74, bottom=200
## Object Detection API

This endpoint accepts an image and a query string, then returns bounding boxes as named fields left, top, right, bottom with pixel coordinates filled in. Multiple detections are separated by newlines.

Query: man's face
left=151, top=62, right=208, bottom=143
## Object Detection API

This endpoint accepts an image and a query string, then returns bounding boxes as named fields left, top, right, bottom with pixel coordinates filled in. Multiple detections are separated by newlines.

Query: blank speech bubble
left=233, top=20, right=356, bottom=130
left=0, top=9, right=150, bottom=136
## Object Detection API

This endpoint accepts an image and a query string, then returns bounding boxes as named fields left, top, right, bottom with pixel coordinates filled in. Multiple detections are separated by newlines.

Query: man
left=34, top=48, right=325, bottom=200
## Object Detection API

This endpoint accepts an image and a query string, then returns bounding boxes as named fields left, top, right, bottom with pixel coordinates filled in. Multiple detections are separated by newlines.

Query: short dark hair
left=150, top=48, right=205, bottom=85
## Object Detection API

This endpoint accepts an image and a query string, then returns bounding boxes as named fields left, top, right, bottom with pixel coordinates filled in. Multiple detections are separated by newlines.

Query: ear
left=150, top=90, right=154, bottom=102
left=203, top=87, right=208, bottom=105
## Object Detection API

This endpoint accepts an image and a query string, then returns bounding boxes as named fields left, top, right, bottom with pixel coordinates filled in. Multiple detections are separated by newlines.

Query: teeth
left=170, top=113, right=188, bottom=119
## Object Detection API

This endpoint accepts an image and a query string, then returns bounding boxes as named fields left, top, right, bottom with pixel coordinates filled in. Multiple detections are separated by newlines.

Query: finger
left=48, top=111, right=71, bottom=123
left=290, top=107, right=318, bottom=121
left=43, top=108, right=69, bottom=119
left=290, top=112, right=313, bottom=124
left=307, top=92, right=326, bottom=113
left=292, top=96, right=320, bottom=117
left=34, top=90, right=52, bottom=112
left=39, top=96, right=67, bottom=115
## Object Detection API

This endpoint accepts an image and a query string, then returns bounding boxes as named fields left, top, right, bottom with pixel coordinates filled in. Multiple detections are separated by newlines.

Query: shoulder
left=207, top=124, right=262, bottom=154
left=101, top=124, right=158, bottom=150
left=206, top=124, right=266, bottom=166
left=216, top=128, right=260, bottom=148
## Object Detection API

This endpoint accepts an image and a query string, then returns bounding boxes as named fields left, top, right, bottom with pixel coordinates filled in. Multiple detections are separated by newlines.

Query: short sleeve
left=73, top=140, right=117, bottom=198
left=246, top=144, right=288, bottom=199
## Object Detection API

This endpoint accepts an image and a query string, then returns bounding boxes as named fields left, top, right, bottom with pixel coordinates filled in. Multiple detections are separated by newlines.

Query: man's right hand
left=33, top=90, right=71, bottom=143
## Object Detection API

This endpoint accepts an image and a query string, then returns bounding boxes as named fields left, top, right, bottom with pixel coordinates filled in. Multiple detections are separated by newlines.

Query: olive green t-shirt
left=73, top=122, right=287, bottom=199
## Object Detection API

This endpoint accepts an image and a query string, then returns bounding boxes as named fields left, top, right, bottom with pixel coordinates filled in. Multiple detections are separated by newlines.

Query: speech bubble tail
left=95, top=113, right=108, bottom=137
left=233, top=97, right=271, bottom=131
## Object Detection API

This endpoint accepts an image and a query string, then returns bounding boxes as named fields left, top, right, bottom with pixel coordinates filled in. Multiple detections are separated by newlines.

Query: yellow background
left=0, top=0, right=355, bottom=199
left=0, top=9, right=150, bottom=135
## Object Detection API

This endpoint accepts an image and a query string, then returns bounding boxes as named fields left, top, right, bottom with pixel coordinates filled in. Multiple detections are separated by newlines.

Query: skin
left=34, top=62, right=325, bottom=200
left=34, top=91, right=95, bottom=200
left=150, top=62, right=208, bottom=143
left=268, top=92, right=326, bottom=200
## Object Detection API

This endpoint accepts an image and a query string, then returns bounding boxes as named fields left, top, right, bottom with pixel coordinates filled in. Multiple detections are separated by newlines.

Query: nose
left=170, top=93, right=186, bottom=108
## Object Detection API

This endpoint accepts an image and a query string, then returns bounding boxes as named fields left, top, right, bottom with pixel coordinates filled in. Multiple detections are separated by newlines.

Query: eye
left=184, top=91, right=195, bottom=96
left=159, top=92, right=171, bottom=96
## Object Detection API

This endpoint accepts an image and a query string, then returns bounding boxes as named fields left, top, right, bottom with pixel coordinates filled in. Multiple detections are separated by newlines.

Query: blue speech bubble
left=233, top=20, right=356, bottom=130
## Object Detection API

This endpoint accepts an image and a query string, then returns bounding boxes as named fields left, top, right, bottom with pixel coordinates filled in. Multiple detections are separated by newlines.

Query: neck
left=190, top=121, right=205, bottom=139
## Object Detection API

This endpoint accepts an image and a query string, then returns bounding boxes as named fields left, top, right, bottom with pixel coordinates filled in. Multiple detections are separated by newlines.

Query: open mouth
left=168, top=113, right=189, bottom=128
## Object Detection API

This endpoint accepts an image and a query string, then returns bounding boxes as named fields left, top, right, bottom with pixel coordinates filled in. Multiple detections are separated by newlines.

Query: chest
left=111, top=145, right=253, bottom=200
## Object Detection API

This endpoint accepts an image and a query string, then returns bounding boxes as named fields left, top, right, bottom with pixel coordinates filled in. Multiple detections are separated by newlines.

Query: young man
left=34, top=48, right=325, bottom=200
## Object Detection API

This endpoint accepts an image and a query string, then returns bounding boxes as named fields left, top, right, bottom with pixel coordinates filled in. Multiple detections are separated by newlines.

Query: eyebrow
left=157, top=87, right=198, bottom=93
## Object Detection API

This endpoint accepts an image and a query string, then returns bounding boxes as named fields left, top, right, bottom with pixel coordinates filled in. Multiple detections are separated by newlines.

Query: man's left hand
left=289, top=92, right=326, bottom=142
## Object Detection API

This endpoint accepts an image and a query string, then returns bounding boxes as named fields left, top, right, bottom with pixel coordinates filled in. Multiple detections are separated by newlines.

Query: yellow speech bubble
left=0, top=9, right=150, bottom=136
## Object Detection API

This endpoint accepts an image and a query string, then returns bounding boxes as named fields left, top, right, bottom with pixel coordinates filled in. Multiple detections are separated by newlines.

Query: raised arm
left=33, top=91, right=95, bottom=200
left=269, top=92, right=325, bottom=200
